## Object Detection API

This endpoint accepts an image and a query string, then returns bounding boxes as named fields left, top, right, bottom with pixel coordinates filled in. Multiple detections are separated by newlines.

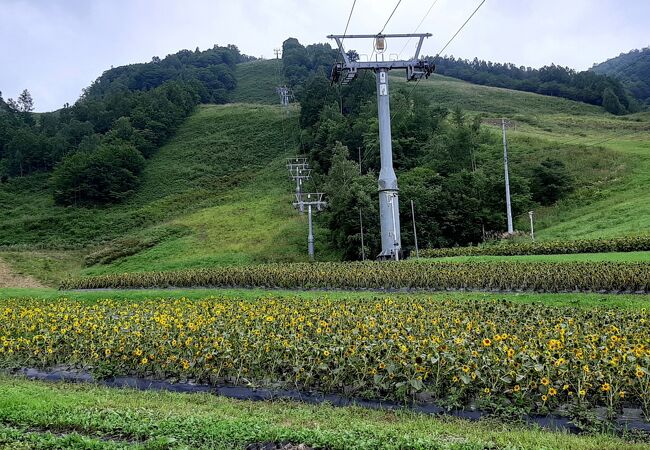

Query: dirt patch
left=0, top=258, right=44, bottom=288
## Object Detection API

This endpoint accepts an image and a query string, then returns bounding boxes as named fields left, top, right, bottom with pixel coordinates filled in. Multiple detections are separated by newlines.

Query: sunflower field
left=63, top=260, right=650, bottom=293
left=2, top=295, right=650, bottom=418
left=420, top=235, right=650, bottom=258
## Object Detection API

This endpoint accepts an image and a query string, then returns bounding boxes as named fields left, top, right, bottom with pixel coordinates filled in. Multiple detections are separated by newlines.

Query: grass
left=2, top=287, right=650, bottom=310
left=0, top=250, right=83, bottom=287
left=0, top=376, right=645, bottom=449
left=231, top=59, right=284, bottom=105
left=428, top=251, right=650, bottom=263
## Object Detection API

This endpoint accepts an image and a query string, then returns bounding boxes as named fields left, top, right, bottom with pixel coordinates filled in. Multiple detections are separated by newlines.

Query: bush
left=419, top=235, right=650, bottom=258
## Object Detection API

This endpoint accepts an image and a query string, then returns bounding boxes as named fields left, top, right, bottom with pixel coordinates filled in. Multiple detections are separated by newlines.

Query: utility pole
left=274, top=48, right=281, bottom=59
left=359, top=208, right=366, bottom=261
left=329, top=33, right=434, bottom=260
left=288, top=158, right=326, bottom=259
left=528, top=210, right=535, bottom=242
left=501, top=118, right=514, bottom=234
left=411, top=199, right=419, bottom=258
left=292, top=192, right=327, bottom=260
left=358, top=147, right=362, bottom=174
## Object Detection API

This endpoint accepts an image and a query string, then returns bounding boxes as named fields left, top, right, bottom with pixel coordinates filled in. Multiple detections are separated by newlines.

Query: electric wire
left=390, top=0, right=488, bottom=122
left=396, top=0, right=440, bottom=59
left=435, top=0, right=487, bottom=59
left=367, top=0, right=404, bottom=62
left=341, top=0, right=357, bottom=45
left=379, top=0, right=403, bottom=34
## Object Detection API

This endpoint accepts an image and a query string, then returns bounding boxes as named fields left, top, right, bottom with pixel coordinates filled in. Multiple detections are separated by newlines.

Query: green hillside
left=0, top=102, right=335, bottom=283
left=386, top=72, right=650, bottom=239
left=1, top=59, right=649, bottom=284
left=231, top=59, right=284, bottom=104
left=591, top=47, right=650, bottom=106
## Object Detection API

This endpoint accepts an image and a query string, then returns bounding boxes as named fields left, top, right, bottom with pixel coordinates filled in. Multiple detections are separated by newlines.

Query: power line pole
left=528, top=210, right=535, bottom=242
left=274, top=48, right=281, bottom=59
left=411, top=199, right=419, bottom=258
left=329, top=33, right=433, bottom=260
left=359, top=207, right=365, bottom=261
left=276, top=86, right=291, bottom=107
left=501, top=118, right=514, bottom=235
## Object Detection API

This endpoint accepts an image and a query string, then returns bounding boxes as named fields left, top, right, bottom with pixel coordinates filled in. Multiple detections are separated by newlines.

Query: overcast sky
left=2, top=0, right=648, bottom=112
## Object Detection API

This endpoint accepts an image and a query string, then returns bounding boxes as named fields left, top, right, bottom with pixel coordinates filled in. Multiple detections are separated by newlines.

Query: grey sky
left=2, top=0, right=648, bottom=111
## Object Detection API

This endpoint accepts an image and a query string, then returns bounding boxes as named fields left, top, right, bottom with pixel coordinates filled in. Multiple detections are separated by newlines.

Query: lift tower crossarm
left=327, top=33, right=432, bottom=66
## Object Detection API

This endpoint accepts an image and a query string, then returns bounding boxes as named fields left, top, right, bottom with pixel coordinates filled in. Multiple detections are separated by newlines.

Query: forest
left=591, top=47, right=650, bottom=107
left=0, top=45, right=250, bottom=205
left=432, top=56, right=638, bottom=114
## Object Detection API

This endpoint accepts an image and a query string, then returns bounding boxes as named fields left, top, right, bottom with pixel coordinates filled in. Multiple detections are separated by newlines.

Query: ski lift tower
left=293, top=192, right=327, bottom=260
left=277, top=86, right=291, bottom=106
left=328, top=33, right=434, bottom=260
left=287, top=157, right=310, bottom=212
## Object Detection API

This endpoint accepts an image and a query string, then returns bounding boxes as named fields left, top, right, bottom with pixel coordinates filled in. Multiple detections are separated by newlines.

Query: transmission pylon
left=328, top=33, right=434, bottom=260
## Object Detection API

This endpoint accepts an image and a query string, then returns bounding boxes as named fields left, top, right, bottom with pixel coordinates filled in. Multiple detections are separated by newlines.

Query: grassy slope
left=1, top=61, right=650, bottom=284
left=1, top=377, right=642, bottom=450
left=390, top=73, right=650, bottom=240
left=0, top=102, right=335, bottom=283
left=231, top=59, right=283, bottom=104
left=81, top=103, right=335, bottom=276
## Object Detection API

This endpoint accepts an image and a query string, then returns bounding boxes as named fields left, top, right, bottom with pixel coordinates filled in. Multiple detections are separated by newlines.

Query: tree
left=322, top=142, right=380, bottom=259
left=530, top=158, right=574, bottom=205
left=17, top=89, right=34, bottom=113
left=51, top=141, right=145, bottom=205
left=602, top=87, right=625, bottom=115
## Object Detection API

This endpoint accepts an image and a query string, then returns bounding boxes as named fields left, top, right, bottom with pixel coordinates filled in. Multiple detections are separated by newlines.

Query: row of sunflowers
left=1, top=295, right=649, bottom=418
left=420, top=235, right=650, bottom=258
left=62, top=261, right=650, bottom=292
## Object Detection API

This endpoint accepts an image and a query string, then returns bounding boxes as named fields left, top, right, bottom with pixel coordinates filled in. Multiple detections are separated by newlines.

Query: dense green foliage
left=433, top=56, right=637, bottom=114
left=62, top=260, right=650, bottom=293
left=0, top=45, right=248, bottom=205
left=51, top=141, right=145, bottom=205
left=419, top=235, right=650, bottom=258
left=84, top=44, right=252, bottom=102
left=281, top=38, right=338, bottom=88
left=530, top=158, right=574, bottom=205
left=591, top=47, right=650, bottom=107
